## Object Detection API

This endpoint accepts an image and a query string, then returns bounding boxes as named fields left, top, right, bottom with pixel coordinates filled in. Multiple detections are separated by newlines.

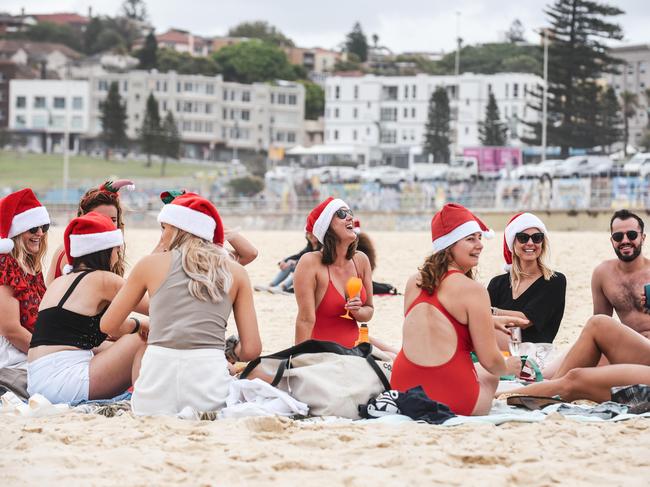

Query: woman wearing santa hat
left=46, top=179, right=134, bottom=285
left=487, top=212, right=566, bottom=344
left=27, top=211, right=149, bottom=404
left=101, top=193, right=262, bottom=415
left=390, top=203, right=522, bottom=416
left=0, top=188, right=50, bottom=369
left=293, top=197, right=375, bottom=348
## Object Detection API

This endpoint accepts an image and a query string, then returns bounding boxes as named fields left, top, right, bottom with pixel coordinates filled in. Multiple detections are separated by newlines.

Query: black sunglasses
left=335, top=208, right=353, bottom=219
left=28, top=224, right=50, bottom=234
left=515, top=232, right=544, bottom=244
left=611, top=230, right=639, bottom=242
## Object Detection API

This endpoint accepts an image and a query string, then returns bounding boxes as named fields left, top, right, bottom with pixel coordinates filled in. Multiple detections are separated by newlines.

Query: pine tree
left=479, top=92, right=508, bottom=146
left=139, top=93, right=161, bottom=167
left=160, top=111, right=181, bottom=176
left=598, top=87, right=622, bottom=152
left=620, top=91, right=639, bottom=156
left=138, top=30, right=157, bottom=70
left=99, top=82, right=127, bottom=160
left=424, top=87, right=451, bottom=163
left=345, top=22, right=368, bottom=62
left=523, top=0, right=624, bottom=156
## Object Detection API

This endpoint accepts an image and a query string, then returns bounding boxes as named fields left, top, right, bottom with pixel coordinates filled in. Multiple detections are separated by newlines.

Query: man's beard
left=615, top=244, right=642, bottom=262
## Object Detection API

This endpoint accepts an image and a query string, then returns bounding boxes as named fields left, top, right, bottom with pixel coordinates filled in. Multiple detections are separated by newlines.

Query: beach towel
left=240, top=340, right=392, bottom=419
left=0, top=366, right=28, bottom=401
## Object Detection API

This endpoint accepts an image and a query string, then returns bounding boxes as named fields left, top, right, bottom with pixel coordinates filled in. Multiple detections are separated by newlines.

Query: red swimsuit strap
left=405, top=269, right=465, bottom=318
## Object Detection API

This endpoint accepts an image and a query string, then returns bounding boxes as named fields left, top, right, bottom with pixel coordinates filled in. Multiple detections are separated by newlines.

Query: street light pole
left=541, top=29, right=549, bottom=162
left=454, top=12, right=461, bottom=77
left=62, top=64, right=70, bottom=205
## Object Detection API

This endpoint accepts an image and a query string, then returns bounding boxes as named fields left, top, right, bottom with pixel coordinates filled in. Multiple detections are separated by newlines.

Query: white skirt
left=131, top=345, right=232, bottom=416
left=0, top=336, right=27, bottom=369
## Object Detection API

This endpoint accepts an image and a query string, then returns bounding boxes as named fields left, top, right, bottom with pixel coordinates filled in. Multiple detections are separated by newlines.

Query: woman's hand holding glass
left=340, top=277, right=363, bottom=320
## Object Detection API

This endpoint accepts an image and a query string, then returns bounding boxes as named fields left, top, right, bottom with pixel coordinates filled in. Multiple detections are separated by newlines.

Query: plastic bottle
left=355, top=323, right=369, bottom=346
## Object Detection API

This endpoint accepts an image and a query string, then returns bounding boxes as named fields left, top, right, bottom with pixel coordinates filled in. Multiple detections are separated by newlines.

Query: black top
left=487, top=271, right=567, bottom=343
left=284, top=243, right=313, bottom=263
left=30, top=270, right=108, bottom=350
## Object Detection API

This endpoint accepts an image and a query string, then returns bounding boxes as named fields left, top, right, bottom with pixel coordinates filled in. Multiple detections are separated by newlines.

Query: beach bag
left=372, top=281, right=400, bottom=296
left=240, top=340, right=392, bottom=419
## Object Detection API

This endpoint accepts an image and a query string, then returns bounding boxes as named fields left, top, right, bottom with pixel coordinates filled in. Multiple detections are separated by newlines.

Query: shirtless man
left=591, top=209, right=650, bottom=338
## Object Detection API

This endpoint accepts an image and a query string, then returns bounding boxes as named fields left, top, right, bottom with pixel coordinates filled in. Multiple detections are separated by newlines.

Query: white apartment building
left=8, top=79, right=90, bottom=153
left=606, top=44, right=650, bottom=148
left=88, top=71, right=305, bottom=159
left=324, top=72, right=542, bottom=164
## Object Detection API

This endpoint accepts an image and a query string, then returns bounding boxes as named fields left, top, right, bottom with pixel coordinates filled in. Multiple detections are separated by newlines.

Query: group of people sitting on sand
left=0, top=183, right=649, bottom=417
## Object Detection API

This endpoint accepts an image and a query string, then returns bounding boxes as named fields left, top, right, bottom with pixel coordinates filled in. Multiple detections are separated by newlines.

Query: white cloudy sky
left=5, top=0, right=648, bottom=53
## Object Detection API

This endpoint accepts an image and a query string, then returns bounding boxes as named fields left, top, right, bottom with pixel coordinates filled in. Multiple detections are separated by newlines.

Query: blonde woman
left=0, top=189, right=50, bottom=369
left=101, top=193, right=262, bottom=415
left=487, top=213, right=566, bottom=344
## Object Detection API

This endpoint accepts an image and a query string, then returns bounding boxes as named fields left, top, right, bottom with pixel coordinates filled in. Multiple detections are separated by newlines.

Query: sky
left=5, top=0, right=649, bottom=53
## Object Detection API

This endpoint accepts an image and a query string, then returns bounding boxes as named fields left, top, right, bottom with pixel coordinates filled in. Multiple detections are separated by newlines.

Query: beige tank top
left=148, top=250, right=232, bottom=350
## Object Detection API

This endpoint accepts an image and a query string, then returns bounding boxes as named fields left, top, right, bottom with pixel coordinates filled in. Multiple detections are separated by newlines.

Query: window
left=505, top=84, right=509, bottom=98
left=403, top=107, right=408, bottom=118
left=366, top=127, right=370, bottom=135
left=182, top=120, right=192, bottom=131
left=177, top=82, right=182, bottom=93
left=34, top=96, right=46, bottom=109
left=334, top=130, right=339, bottom=140
left=465, top=127, right=469, bottom=135
left=53, top=97, right=65, bottom=109
left=241, top=110, right=250, bottom=121
left=230, top=91, right=235, bottom=101
left=71, top=116, right=82, bottom=130
left=32, top=114, right=47, bottom=128
left=223, top=108, right=228, bottom=119
left=412, top=85, right=417, bottom=99
left=242, top=91, right=250, bottom=102
left=640, top=62, right=647, bottom=74
left=98, top=80, right=109, bottom=91
left=122, top=81, right=128, bottom=92
left=205, top=103, right=212, bottom=114
left=163, top=81, right=168, bottom=92
left=380, top=129, right=397, bottom=144
left=184, top=82, right=193, bottom=92
left=276, top=131, right=286, bottom=142
left=16, top=96, right=26, bottom=108
left=405, top=85, right=409, bottom=99
left=513, top=83, right=519, bottom=98
left=382, top=86, right=398, bottom=101
left=288, top=94, right=297, bottom=105
left=15, top=115, right=26, bottom=128
left=194, top=121, right=203, bottom=132
left=325, top=108, right=330, bottom=118
left=271, top=93, right=275, bottom=103
left=488, top=83, right=492, bottom=94
left=353, top=108, right=358, bottom=119
left=183, top=101, right=192, bottom=112
left=223, top=89, right=228, bottom=100
left=466, top=98, right=470, bottom=106
left=288, top=132, right=296, bottom=143
left=334, top=108, right=339, bottom=118
left=354, top=85, right=359, bottom=99
left=205, top=122, right=214, bottom=132
left=51, top=115, right=64, bottom=129
left=411, top=107, right=416, bottom=118
left=278, top=94, right=287, bottom=104
left=206, top=84, right=214, bottom=94
left=72, top=97, right=83, bottom=110
left=335, top=86, right=340, bottom=99
left=353, top=130, right=357, bottom=141
left=135, top=94, right=140, bottom=101
left=380, top=107, right=397, bottom=121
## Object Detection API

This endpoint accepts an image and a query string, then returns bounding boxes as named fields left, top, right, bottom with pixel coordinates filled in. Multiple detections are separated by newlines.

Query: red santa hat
left=306, top=196, right=349, bottom=244
left=64, top=212, right=123, bottom=271
left=353, top=217, right=361, bottom=235
left=0, top=188, right=50, bottom=254
left=503, top=212, right=547, bottom=270
left=431, top=203, right=494, bottom=253
left=157, top=192, right=224, bottom=245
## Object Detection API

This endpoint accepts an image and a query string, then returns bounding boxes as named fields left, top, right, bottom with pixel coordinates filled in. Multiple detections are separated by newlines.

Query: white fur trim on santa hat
left=504, top=213, right=547, bottom=252
left=312, top=198, right=347, bottom=243
left=0, top=238, right=13, bottom=253
left=69, top=229, right=123, bottom=258
left=432, top=220, right=484, bottom=253
left=8, top=206, right=50, bottom=239
left=157, top=203, right=216, bottom=242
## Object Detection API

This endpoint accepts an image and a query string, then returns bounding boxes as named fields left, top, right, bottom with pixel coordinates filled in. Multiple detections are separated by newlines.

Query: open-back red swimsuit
left=312, top=261, right=367, bottom=348
left=53, top=251, right=65, bottom=279
left=390, top=270, right=479, bottom=415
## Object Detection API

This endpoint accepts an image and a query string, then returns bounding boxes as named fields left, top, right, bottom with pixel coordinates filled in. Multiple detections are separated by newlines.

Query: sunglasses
left=335, top=208, right=354, bottom=219
left=515, top=232, right=544, bottom=244
left=611, top=230, right=639, bottom=242
left=28, top=224, right=50, bottom=234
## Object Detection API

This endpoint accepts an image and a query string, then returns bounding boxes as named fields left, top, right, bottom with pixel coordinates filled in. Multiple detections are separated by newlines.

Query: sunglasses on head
left=515, top=232, right=544, bottom=244
left=611, top=230, right=639, bottom=242
left=28, top=224, right=50, bottom=234
left=335, top=208, right=353, bottom=219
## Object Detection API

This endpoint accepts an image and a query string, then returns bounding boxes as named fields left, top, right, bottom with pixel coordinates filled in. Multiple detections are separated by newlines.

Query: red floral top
left=0, top=254, right=46, bottom=333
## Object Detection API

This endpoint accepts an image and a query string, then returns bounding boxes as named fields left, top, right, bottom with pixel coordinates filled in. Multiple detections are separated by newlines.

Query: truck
left=462, top=147, right=523, bottom=178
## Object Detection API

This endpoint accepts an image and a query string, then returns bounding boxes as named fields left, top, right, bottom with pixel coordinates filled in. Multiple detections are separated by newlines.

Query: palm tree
left=620, top=91, right=639, bottom=156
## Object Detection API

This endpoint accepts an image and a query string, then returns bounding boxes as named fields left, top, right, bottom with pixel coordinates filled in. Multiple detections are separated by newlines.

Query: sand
left=2, top=228, right=650, bottom=486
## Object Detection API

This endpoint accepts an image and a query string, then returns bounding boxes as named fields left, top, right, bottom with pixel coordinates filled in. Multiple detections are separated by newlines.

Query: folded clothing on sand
left=360, top=386, right=456, bottom=424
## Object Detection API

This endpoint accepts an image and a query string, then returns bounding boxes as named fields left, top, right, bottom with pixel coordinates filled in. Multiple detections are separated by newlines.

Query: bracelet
left=130, top=317, right=141, bottom=334
left=491, top=307, right=498, bottom=316
left=225, top=335, right=240, bottom=363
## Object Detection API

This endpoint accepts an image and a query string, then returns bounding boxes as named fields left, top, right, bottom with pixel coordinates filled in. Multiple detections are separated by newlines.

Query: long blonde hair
left=168, top=227, right=233, bottom=302
left=510, top=236, right=554, bottom=291
left=418, top=248, right=473, bottom=294
left=11, top=233, right=48, bottom=275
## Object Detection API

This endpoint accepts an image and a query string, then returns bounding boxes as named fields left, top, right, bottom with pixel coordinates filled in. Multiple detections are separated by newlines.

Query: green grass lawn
left=0, top=151, right=212, bottom=189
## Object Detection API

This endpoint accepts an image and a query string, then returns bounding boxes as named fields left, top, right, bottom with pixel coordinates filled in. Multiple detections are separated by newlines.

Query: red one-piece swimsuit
left=311, top=262, right=367, bottom=348
left=390, top=270, right=480, bottom=415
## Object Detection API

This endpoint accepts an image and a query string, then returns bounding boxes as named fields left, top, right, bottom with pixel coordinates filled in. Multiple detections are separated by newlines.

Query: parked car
left=412, top=163, right=449, bottom=181
left=265, top=165, right=306, bottom=182
left=623, top=152, right=650, bottom=178
left=361, top=166, right=415, bottom=185
left=524, top=159, right=566, bottom=180
left=554, top=156, right=613, bottom=178
left=308, top=166, right=361, bottom=184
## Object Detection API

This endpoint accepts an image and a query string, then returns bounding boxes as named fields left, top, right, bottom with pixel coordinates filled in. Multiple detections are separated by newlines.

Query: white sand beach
left=2, top=228, right=650, bottom=486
